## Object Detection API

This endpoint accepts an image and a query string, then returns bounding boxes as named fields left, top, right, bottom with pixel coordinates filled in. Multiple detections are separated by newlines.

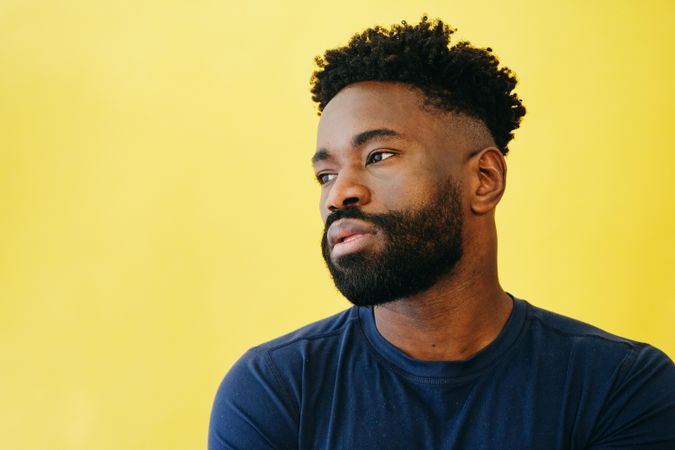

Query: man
left=209, top=18, right=675, bottom=449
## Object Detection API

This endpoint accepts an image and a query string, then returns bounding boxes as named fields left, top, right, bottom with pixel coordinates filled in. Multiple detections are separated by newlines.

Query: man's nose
left=324, top=169, right=371, bottom=212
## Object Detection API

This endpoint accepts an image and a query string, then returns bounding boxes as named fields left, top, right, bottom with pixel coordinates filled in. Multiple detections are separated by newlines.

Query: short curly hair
left=310, top=17, right=526, bottom=154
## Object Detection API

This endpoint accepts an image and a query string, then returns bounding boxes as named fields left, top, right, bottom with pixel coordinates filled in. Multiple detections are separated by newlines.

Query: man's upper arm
left=588, top=344, right=675, bottom=449
left=208, top=349, right=298, bottom=450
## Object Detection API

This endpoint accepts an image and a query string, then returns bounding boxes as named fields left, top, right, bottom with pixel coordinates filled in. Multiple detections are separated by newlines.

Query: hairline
left=321, top=80, right=498, bottom=153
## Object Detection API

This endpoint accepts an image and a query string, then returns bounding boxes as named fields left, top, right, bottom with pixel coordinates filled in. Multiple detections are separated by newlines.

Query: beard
left=321, top=180, right=464, bottom=307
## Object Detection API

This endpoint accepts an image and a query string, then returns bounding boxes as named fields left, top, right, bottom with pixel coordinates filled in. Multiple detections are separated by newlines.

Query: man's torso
left=209, top=297, right=675, bottom=449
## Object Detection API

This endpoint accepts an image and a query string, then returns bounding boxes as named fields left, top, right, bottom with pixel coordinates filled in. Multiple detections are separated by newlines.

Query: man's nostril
left=343, top=196, right=359, bottom=206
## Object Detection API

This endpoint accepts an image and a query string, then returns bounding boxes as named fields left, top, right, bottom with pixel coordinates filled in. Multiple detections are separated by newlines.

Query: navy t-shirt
left=209, top=297, right=675, bottom=449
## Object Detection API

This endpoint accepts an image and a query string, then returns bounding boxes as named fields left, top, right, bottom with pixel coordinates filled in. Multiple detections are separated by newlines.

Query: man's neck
left=372, top=264, right=512, bottom=361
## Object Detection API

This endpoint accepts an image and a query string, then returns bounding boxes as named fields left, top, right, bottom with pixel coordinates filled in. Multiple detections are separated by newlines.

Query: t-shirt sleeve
left=208, top=349, right=299, bottom=450
left=588, top=344, right=675, bottom=449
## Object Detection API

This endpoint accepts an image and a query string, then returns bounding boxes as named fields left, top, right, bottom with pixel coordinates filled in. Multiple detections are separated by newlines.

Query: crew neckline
left=357, top=295, right=528, bottom=382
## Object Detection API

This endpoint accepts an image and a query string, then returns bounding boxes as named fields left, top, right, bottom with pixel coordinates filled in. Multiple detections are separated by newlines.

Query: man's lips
left=327, top=219, right=376, bottom=251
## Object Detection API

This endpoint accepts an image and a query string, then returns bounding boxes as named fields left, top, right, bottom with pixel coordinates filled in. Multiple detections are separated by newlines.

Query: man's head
left=310, top=18, right=525, bottom=306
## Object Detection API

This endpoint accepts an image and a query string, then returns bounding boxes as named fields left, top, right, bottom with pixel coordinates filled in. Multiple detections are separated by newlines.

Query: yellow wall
left=1, top=1, right=673, bottom=448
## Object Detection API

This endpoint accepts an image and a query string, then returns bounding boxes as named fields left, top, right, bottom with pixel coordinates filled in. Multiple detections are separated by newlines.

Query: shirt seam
left=247, top=314, right=361, bottom=428
left=584, top=345, right=637, bottom=447
left=261, top=315, right=360, bottom=353
left=528, top=314, right=639, bottom=349
left=249, top=347, right=301, bottom=428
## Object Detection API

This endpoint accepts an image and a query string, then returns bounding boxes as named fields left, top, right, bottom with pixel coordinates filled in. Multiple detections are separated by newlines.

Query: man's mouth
left=332, top=233, right=374, bottom=258
left=338, top=234, right=364, bottom=244
left=327, top=219, right=377, bottom=258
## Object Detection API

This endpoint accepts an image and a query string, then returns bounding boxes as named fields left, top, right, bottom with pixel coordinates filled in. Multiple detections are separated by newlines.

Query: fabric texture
left=209, top=297, right=675, bottom=449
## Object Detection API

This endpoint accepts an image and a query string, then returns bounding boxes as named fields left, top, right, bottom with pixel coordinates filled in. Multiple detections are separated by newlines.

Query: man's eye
left=316, top=173, right=337, bottom=185
left=366, top=151, right=395, bottom=165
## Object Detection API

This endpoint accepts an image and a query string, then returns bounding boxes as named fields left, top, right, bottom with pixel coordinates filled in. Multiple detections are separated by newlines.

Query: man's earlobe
left=471, top=148, right=506, bottom=215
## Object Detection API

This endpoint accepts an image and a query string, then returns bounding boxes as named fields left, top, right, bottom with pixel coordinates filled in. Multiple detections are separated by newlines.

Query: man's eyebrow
left=311, top=148, right=331, bottom=164
left=352, top=128, right=402, bottom=147
left=311, top=128, right=403, bottom=165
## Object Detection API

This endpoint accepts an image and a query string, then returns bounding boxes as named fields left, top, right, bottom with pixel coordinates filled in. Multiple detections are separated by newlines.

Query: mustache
left=324, top=208, right=371, bottom=231
left=324, top=207, right=403, bottom=233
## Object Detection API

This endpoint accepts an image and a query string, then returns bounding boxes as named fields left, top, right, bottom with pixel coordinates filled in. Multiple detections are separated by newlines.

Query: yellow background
left=1, top=1, right=673, bottom=448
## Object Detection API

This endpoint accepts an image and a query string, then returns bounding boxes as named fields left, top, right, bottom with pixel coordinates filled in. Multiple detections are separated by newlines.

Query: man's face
left=313, top=81, right=470, bottom=306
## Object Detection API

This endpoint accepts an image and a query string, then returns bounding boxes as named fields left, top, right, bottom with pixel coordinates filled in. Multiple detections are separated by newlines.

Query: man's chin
left=330, top=251, right=370, bottom=271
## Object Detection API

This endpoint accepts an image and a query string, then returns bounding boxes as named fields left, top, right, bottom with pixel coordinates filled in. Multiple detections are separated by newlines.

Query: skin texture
left=313, top=81, right=513, bottom=361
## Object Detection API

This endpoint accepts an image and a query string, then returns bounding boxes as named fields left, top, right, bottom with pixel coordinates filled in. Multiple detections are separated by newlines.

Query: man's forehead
left=318, top=81, right=496, bottom=157
left=317, top=82, right=437, bottom=145
left=320, top=81, right=426, bottom=121
left=316, top=81, right=490, bottom=153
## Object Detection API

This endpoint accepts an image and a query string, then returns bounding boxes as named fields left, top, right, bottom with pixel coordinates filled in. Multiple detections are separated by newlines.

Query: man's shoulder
left=253, top=306, right=360, bottom=354
left=518, top=299, right=675, bottom=448
left=526, top=299, right=644, bottom=347
left=208, top=309, right=363, bottom=450
left=521, top=298, right=673, bottom=373
left=217, top=306, right=363, bottom=413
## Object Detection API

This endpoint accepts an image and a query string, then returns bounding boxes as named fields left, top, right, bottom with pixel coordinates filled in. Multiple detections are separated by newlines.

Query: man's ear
left=469, top=147, right=507, bottom=215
